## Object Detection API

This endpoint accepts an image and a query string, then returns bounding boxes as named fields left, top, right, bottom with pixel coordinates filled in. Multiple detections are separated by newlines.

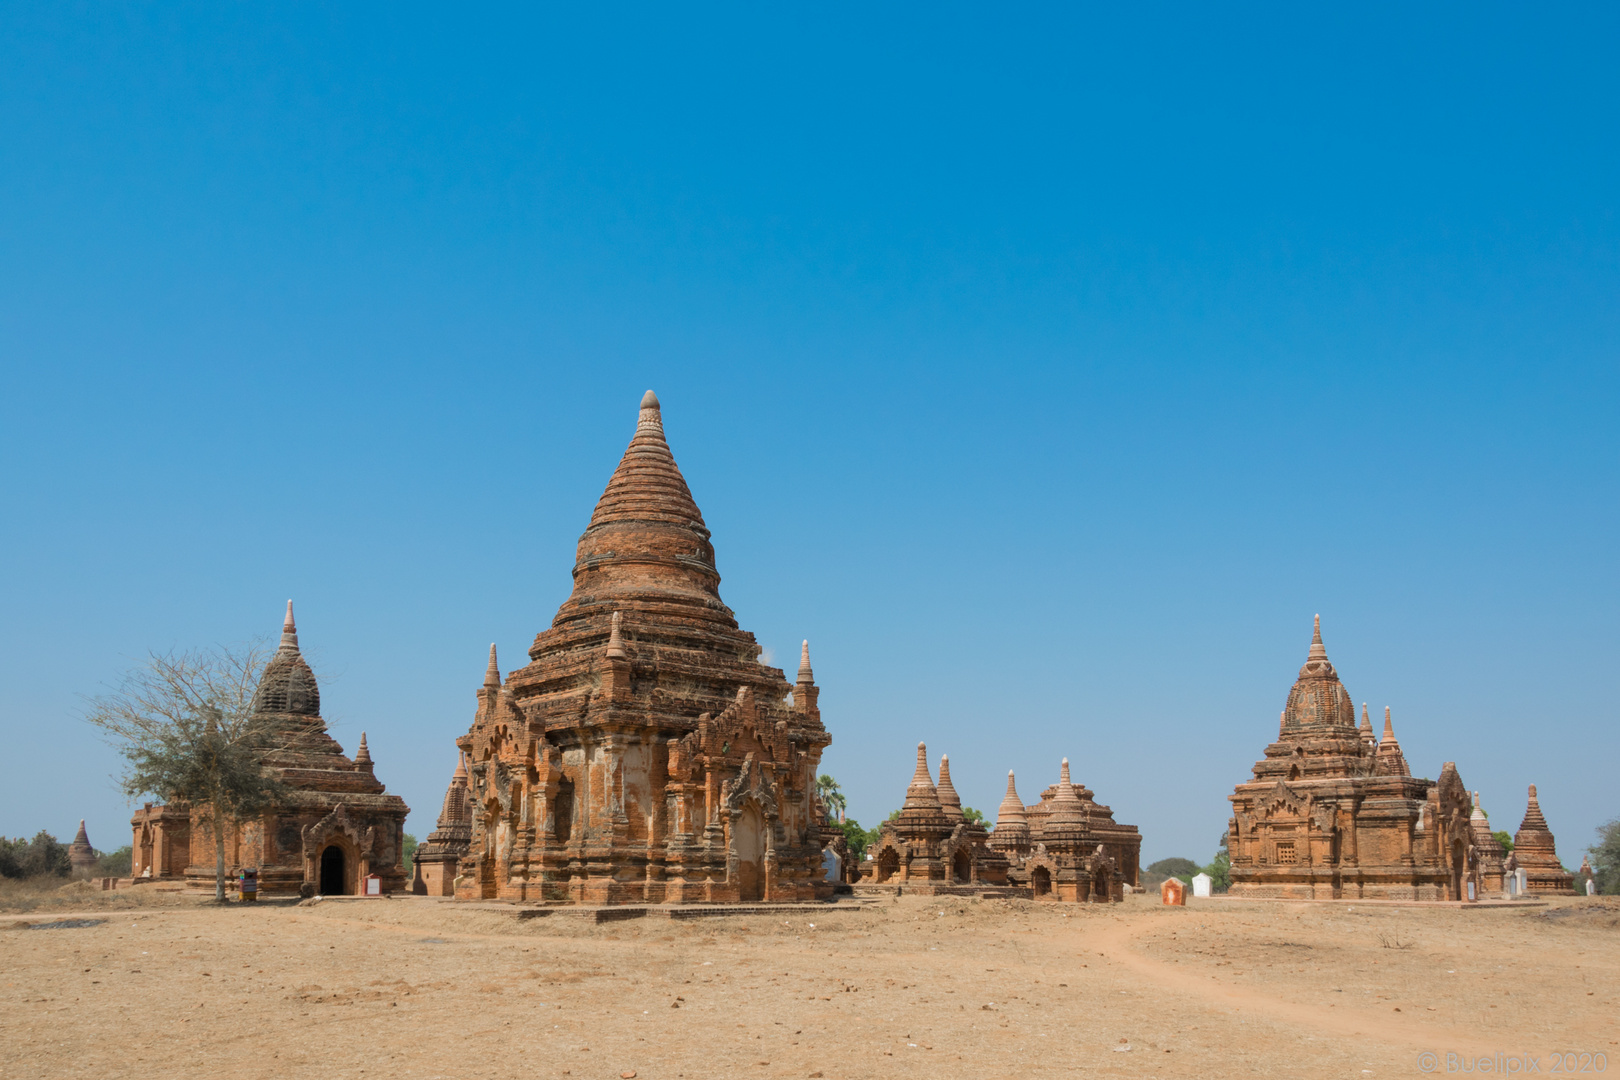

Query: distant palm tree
left=816, top=774, right=846, bottom=823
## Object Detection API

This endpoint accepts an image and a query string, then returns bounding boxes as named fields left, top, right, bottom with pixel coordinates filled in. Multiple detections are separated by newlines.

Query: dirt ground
left=1, top=891, right=1615, bottom=1080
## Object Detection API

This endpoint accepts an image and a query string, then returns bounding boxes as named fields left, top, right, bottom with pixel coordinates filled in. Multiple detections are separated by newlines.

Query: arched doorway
left=1031, top=866, right=1052, bottom=898
left=1091, top=866, right=1111, bottom=902
left=733, top=803, right=766, bottom=901
left=953, top=848, right=971, bottom=884
left=320, top=845, right=346, bottom=895
left=876, top=847, right=899, bottom=883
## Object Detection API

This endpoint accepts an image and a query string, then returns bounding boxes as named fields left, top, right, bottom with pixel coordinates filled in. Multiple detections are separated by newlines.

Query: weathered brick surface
left=131, top=603, right=410, bottom=896
left=1511, top=784, right=1576, bottom=895
left=444, top=392, right=832, bottom=904
left=1227, top=616, right=1473, bottom=900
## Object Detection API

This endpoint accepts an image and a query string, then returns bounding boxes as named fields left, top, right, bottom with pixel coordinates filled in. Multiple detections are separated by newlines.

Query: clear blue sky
left=2, top=5, right=1616, bottom=867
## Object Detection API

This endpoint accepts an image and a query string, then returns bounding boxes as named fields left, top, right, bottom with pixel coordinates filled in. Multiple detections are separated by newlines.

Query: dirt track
left=1, top=893, right=1615, bottom=1080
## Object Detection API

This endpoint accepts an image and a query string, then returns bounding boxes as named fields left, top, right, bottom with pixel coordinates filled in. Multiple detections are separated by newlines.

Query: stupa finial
left=901, top=742, right=944, bottom=812
left=280, top=600, right=299, bottom=651
left=937, top=753, right=963, bottom=820
left=798, top=639, right=814, bottom=683
left=637, top=390, right=663, bottom=433
left=996, top=769, right=1028, bottom=828
left=606, top=611, right=628, bottom=660
left=484, top=643, right=500, bottom=688
left=1307, top=613, right=1327, bottom=661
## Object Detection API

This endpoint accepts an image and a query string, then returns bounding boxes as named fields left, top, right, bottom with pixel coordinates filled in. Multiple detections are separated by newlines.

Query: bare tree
left=84, top=644, right=290, bottom=902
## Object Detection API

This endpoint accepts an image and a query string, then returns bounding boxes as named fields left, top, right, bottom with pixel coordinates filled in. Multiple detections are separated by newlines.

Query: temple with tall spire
left=860, top=743, right=1011, bottom=894
left=1510, top=784, right=1576, bottom=895
left=129, top=601, right=410, bottom=896
left=442, top=391, right=833, bottom=903
left=1227, top=615, right=1475, bottom=900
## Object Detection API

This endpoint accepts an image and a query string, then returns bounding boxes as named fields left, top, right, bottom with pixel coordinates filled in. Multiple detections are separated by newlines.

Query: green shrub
left=0, top=832, right=71, bottom=879
left=92, top=846, right=132, bottom=877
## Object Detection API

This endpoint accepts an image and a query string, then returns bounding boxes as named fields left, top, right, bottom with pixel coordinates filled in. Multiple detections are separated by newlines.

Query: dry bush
left=0, top=875, right=201, bottom=915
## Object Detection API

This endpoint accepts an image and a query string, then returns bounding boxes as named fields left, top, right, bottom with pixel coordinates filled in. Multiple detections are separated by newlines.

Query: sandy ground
left=1, top=891, right=1616, bottom=1080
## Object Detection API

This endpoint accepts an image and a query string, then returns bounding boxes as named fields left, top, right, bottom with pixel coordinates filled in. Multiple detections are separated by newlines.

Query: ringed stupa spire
left=281, top=600, right=299, bottom=651
left=936, top=754, right=964, bottom=821
left=902, top=743, right=943, bottom=812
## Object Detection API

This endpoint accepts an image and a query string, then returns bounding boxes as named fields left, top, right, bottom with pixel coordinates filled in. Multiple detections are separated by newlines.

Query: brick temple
left=1510, top=784, right=1576, bottom=895
left=860, top=744, right=1010, bottom=893
left=860, top=744, right=1141, bottom=901
left=440, top=391, right=833, bottom=903
left=1226, top=616, right=1476, bottom=900
left=130, top=603, right=410, bottom=896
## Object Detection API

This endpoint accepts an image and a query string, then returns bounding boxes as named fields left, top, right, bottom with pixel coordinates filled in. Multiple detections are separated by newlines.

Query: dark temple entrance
left=320, top=845, right=346, bottom=895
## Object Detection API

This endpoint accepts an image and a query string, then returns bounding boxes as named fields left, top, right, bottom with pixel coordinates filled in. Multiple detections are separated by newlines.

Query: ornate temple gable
left=1259, top=780, right=1310, bottom=819
left=721, top=755, right=780, bottom=818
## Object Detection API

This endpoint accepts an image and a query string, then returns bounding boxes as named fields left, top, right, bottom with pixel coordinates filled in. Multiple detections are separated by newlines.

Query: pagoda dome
left=250, top=601, right=321, bottom=717
left=1280, top=615, right=1356, bottom=735
left=552, top=390, right=732, bottom=634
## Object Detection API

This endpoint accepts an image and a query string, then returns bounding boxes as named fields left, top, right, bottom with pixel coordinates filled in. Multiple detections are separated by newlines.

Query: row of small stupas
left=1226, top=616, right=1576, bottom=899
left=129, top=602, right=410, bottom=897
left=850, top=744, right=1142, bottom=902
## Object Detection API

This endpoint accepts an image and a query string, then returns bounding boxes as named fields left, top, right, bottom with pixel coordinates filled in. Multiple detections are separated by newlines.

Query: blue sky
left=2, top=5, right=1615, bottom=866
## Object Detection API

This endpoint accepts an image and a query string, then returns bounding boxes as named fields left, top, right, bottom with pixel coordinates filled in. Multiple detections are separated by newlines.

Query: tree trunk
left=213, top=811, right=226, bottom=903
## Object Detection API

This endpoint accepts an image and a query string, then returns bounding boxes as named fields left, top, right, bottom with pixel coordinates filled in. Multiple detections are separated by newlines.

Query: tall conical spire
left=797, top=640, right=814, bottom=683
left=936, top=754, right=964, bottom=821
left=1518, top=784, right=1550, bottom=832
left=1283, top=613, right=1353, bottom=733
left=355, top=732, right=373, bottom=770
left=1359, top=702, right=1374, bottom=740
left=1046, top=757, right=1087, bottom=826
left=252, top=600, right=321, bottom=717
left=68, top=820, right=95, bottom=875
left=606, top=611, right=628, bottom=660
left=484, top=644, right=500, bottom=688
left=280, top=600, right=299, bottom=652
left=901, top=742, right=943, bottom=811
left=996, top=770, right=1027, bottom=827
left=1374, top=706, right=1410, bottom=776
left=1471, top=790, right=1487, bottom=823
left=556, top=391, right=721, bottom=630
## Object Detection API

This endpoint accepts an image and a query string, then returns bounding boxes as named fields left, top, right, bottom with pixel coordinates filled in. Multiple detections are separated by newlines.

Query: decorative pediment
left=722, top=754, right=780, bottom=817
left=1083, top=843, right=1116, bottom=875
left=303, top=803, right=362, bottom=855
left=1261, top=780, right=1309, bottom=818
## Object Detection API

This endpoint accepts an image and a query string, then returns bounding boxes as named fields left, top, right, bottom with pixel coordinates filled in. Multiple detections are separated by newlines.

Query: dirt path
left=1, top=893, right=1613, bottom=1080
